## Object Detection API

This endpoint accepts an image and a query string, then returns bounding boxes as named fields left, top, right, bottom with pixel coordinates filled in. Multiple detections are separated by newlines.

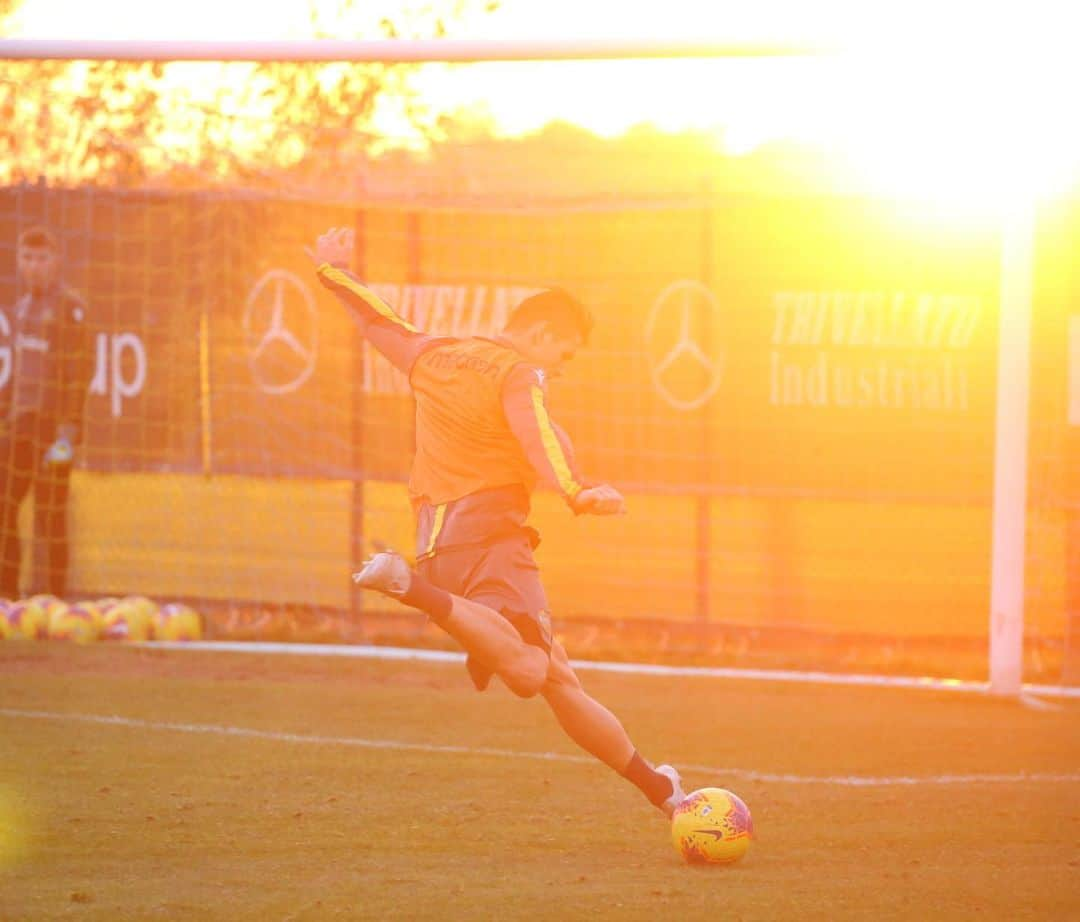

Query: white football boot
left=352, top=551, right=412, bottom=597
left=655, top=764, right=687, bottom=818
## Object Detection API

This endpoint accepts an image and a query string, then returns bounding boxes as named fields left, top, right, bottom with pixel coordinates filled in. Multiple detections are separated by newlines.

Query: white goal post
left=991, top=197, right=1035, bottom=696
left=0, top=38, right=837, bottom=62
left=0, top=36, right=1035, bottom=696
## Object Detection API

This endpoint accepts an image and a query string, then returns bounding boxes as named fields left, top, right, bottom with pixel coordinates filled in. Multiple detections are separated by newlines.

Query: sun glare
left=820, top=48, right=1080, bottom=216
left=6, top=0, right=1080, bottom=213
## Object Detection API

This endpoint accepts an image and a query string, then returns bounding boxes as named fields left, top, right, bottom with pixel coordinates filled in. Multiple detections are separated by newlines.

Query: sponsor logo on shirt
left=426, top=349, right=503, bottom=378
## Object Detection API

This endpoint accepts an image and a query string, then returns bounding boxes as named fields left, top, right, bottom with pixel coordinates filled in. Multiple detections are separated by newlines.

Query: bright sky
left=7, top=0, right=1080, bottom=209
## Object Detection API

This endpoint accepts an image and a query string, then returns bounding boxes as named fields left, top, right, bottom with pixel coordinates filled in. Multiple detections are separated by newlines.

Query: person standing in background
left=0, top=226, right=94, bottom=599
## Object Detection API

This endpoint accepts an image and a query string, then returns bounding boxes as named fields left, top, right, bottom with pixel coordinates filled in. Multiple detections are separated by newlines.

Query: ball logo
left=644, top=280, right=725, bottom=411
left=244, top=269, right=318, bottom=394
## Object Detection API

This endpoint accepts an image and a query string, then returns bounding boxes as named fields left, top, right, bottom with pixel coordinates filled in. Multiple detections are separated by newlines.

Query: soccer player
left=308, top=226, right=687, bottom=817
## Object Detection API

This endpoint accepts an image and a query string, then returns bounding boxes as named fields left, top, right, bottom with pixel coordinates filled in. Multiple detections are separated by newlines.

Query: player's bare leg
left=356, top=552, right=686, bottom=815
left=540, top=640, right=634, bottom=771
left=541, top=641, right=685, bottom=815
left=438, top=595, right=548, bottom=698
left=354, top=552, right=547, bottom=698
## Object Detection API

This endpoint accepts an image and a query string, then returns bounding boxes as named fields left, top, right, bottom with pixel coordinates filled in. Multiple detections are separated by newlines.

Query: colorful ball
left=0, top=600, right=12, bottom=640
left=671, top=788, right=753, bottom=865
left=94, top=597, right=121, bottom=621
left=30, top=594, right=66, bottom=619
left=94, top=597, right=121, bottom=627
left=38, top=595, right=72, bottom=632
left=6, top=599, right=49, bottom=640
left=124, top=595, right=159, bottom=625
left=152, top=603, right=202, bottom=641
left=100, top=600, right=152, bottom=642
left=48, top=601, right=101, bottom=644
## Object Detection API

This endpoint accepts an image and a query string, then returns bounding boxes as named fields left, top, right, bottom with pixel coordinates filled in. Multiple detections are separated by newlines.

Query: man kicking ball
left=308, top=227, right=686, bottom=817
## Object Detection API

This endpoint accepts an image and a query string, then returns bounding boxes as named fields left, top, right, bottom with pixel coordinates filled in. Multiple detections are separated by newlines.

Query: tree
left=0, top=0, right=499, bottom=188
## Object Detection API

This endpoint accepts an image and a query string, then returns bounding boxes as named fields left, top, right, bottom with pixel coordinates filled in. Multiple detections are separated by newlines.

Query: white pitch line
left=144, top=640, right=1080, bottom=700
left=3, top=708, right=1078, bottom=788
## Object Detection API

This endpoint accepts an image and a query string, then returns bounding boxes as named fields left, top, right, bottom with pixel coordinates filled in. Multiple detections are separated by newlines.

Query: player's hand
left=574, top=484, right=627, bottom=516
left=304, top=226, right=354, bottom=269
left=43, top=436, right=73, bottom=466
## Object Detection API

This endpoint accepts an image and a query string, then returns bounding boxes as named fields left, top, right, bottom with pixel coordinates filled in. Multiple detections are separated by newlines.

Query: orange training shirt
left=410, top=337, right=541, bottom=505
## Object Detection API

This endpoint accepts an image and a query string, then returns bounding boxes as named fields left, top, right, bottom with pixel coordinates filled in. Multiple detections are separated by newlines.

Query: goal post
left=990, top=195, right=1035, bottom=696
left=0, top=38, right=838, bottom=62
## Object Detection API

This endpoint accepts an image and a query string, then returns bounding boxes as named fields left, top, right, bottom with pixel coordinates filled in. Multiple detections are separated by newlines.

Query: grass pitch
left=1, top=643, right=1078, bottom=921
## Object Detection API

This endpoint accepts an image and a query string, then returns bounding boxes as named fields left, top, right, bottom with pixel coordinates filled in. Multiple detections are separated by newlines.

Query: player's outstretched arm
left=304, top=225, right=354, bottom=271
left=306, top=227, right=418, bottom=332
left=502, top=365, right=626, bottom=516
left=305, top=226, right=440, bottom=375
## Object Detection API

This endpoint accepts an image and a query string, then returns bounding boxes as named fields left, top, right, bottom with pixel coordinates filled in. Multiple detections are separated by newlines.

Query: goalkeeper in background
left=0, top=226, right=94, bottom=599
left=308, top=226, right=687, bottom=818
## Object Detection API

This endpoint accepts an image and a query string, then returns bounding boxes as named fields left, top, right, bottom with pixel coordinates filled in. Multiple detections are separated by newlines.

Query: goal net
left=1, top=45, right=1077, bottom=689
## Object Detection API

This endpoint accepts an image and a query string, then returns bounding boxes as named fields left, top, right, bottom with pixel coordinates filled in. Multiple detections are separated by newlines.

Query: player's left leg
left=540, top=641, right=685, bottom=816
left=539, top=640, right=633, bottom=770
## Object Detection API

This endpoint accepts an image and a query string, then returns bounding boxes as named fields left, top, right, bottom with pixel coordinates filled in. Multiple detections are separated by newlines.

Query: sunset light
left=4, top=0, right=1079, bottom=214
left=3, top=2, right=1080, bottom=916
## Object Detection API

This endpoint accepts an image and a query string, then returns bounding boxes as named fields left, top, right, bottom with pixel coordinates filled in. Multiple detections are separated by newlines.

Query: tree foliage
left=0, top=0, right=499, bottom=188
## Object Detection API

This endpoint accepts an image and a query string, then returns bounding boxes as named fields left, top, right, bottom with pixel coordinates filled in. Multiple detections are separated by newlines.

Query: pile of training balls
left=0, top=594, right=202, bottom=644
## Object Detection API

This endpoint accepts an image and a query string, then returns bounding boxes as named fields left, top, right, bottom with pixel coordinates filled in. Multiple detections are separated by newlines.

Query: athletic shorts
left=417, top=532, right=553, bottom=654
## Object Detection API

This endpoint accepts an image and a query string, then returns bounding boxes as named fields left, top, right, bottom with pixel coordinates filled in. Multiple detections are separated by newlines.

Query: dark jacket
left=2, top=284, right=94, bottom=442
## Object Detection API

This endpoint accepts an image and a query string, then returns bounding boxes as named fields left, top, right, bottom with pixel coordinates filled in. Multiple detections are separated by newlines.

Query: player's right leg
left=354, top=552, right=548, bottom=698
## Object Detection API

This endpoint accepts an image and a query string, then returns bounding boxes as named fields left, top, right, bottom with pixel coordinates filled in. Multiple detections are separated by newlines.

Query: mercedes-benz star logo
left=644, top=279, right=725, bottom=411
left=244, top=269, right=318, bottom=394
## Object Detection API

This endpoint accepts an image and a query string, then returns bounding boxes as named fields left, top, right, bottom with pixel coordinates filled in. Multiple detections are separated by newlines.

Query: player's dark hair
left=18, top=225, right=59, bottom=251
left=504, top=288, right=593, bottom=344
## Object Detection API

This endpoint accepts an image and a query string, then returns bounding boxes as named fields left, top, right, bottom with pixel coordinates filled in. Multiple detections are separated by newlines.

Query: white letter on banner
left=111, top=332, right=146, bottom=418
left=90, top=333, right=109, bottom=395
left=0, top=311, right=10, bottom=390
left=91, top=332, right=147, bottom=417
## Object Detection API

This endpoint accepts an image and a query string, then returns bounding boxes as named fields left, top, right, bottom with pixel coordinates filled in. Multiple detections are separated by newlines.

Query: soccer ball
left=152, top=603, right=203, bottom=641
left=48, top=601, right=102, bottom=644
left=671, top=787, right=753, bottom=865
left=30, top=593, right=67, bottom=621
left=124, top=595, right=159, bottom=626
left=5, top=599, right=49, bottom=639
left=100, top=599, right=153, bottom=642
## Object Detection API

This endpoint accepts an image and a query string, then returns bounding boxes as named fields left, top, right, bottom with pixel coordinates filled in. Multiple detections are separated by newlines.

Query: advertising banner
left=4, top=185, right=1075, bottom=645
